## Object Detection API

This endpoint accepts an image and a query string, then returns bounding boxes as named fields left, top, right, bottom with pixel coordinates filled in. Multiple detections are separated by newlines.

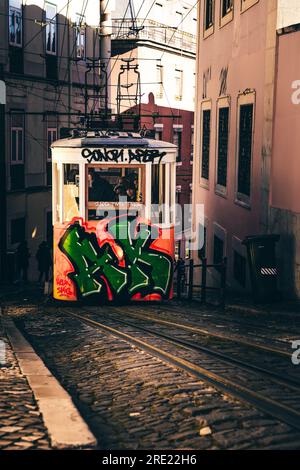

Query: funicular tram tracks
left=131, top=303, right=300, bottom=348
left=64, top=308, right=300, bottom=432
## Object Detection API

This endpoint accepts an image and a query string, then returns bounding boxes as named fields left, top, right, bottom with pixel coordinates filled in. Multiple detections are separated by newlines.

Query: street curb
left=1, top=309, right=97, bottom=449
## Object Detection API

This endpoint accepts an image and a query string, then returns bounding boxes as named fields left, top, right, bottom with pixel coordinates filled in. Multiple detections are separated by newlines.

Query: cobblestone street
left=1, top=293, right=300, bottom=450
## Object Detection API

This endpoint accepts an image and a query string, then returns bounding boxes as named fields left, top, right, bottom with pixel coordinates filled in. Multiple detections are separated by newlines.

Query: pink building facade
left=192, top=0, right=279, bottom=294
left=270, top=26, right=300, bottom=297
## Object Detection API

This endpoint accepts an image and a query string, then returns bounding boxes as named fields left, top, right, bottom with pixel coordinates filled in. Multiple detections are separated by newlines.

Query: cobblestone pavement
left=0, top=313, right=51, bottom=450
left=5, top=301, right=300, bottom=450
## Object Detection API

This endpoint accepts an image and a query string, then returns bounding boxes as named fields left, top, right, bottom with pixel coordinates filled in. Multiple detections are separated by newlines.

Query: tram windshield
left=87, top=165, right=144, bottom=220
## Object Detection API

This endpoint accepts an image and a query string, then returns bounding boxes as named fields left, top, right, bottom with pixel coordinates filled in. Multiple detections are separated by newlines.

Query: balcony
left=112, top=19, right=196, bottom=54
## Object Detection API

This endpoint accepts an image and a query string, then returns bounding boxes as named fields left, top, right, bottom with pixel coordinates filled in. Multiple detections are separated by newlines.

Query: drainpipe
left=0, top=72, right=7, bottom=282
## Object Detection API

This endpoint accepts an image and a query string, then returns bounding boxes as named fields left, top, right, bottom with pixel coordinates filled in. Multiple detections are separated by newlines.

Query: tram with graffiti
left=51, top=131, right=177, bottom=302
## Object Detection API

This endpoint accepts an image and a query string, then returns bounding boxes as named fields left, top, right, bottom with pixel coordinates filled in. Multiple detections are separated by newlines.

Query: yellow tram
left=51, top=131, right=177, bottom=302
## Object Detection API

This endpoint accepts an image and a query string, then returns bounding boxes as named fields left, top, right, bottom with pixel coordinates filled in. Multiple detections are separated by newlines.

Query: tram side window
left=63, top=164, right=80, bottom=222
left=87, top=166, right=143, bottom=220
left=152, top=164, right=167, bottom=223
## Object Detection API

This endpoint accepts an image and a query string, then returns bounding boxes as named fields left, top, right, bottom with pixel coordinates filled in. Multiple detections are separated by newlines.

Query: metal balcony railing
left=112, top=19, right=196, bottom=54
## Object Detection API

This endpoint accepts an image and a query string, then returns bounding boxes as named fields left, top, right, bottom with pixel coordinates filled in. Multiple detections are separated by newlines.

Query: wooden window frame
left=220, top=0, right=234, bottom=28
left=203, top=0, right=215, bottom=39
left=241, top=0, right=259, bottom=14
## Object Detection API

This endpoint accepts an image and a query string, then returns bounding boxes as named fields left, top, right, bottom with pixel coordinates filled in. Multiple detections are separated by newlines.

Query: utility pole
left=100, top=0, right=112, bottom=115
left=0, top=69, right=7, bottom=282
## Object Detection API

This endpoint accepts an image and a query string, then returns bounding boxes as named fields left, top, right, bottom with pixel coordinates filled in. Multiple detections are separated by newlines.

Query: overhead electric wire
left=53, top=0, right=89, bottom=114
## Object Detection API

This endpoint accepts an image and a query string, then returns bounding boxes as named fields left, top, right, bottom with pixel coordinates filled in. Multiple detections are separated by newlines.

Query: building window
left=76, top=14, right=86, bottom=60
left=11, top=127, right=23, bottom=164
left=216, top=106, right=229, bottom=190
left=204, top=0, right=214, bottom=35
left=154, top=125, right=163, bottom=141
left=221, top=0, right=233, bottom=17
left=175, top=68, right=183, bottom=101
left=237, top=103, right=254, bottom=200
left=190, top=126, right=194, bottom=163
left=241, top=0, right=259, bottom=13
left=156, top=65, right=164, bottom=99
left=233, top=250, right=247, bottom=287
left=220, top=0, right=233, bottom=27
left=11, top=217, right=25, bottom=244
left=45, top=2, right=57, bottom=55
left=173, top=127, right=182, bottom=163
left=9, top=2, right=22, bottom=47
left=47, top=128, right=57, bottom=161
left=201, top=109, right=211, bottom=180
left=10, top=112, right=25, bottom=190
left=213, top=234, right=224, bottom=271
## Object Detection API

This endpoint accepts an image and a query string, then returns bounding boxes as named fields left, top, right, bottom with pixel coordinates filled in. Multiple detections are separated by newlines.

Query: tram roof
left=51, top=132, right=177, bottom=149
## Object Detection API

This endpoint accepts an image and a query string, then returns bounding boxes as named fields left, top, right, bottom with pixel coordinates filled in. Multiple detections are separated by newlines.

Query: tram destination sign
left=81, top=147, right=167, bottom=164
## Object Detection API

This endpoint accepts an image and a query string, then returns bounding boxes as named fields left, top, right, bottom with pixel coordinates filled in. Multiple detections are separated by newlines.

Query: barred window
left=237, top=104, right=253, bottom=197
left=216, top=106, right=229, bottom=188
left=201, top=109, right=211, bottom=180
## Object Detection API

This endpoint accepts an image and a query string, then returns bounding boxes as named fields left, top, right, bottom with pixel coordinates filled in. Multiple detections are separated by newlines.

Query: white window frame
left=175, top=68, right=183, bottom=101
left=9, top=3, right=23, bottom=47
left=154, top=123, right=163, bottom=141
left=10, top=127, right=24, bottom=165
left=45, top=2, right=57, bottom=56
left=47, top=127, right=57, bottom=162
left=156, top=64, right=164, bottom=99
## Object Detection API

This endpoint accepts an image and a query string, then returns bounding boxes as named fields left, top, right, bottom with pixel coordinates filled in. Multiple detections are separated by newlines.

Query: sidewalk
left=0, top=314, right=51, bottom=450
left=0, top=286, right=97, bottom=450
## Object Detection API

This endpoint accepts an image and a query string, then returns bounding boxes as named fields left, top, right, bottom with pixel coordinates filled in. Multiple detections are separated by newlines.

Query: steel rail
left=64, top=309, right=300, bottom=431
left=108, top=305, right=292, bottom=358
left=93, top=307, right=300, bottom=391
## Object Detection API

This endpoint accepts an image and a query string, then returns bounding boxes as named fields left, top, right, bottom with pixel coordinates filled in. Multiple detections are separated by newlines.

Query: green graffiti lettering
left=109, top=219, right=172, bottom=295
left=60, top=224, right=127, bottom=297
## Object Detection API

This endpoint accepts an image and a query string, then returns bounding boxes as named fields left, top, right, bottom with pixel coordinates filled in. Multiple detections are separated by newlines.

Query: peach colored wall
left=271, top=32, right=300, bottom=214
left=193, top=0, right=269, bottom=288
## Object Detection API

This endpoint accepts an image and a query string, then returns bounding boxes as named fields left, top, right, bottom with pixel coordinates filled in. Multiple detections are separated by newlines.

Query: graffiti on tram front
left=57, top=216, right=173, bottom=301
left=81, top=147, right=167, bottom=164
